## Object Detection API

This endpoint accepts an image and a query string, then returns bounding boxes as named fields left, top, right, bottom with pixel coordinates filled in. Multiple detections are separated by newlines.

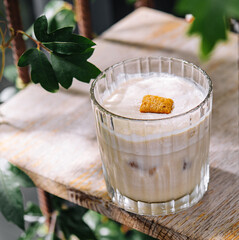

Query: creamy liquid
left=103, top=73, right=205, bottom=119
left=96, top=73, right=210, bottom=205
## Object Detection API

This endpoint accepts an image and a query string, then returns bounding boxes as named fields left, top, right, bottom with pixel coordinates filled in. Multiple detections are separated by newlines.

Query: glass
left=90, top=57, right=212, bottom=215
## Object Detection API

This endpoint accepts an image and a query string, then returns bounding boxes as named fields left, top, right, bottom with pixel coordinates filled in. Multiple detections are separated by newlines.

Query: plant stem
left=4, top=28, right=15, bottom=47
left=0, top=27, right=5, bottom=45
left=0, top=47, right=5, bottom=81
left=17, top=30, right=51, bottom=52
left=0, top=28, right=5, bottom=81
left=0, top=21, right=8, bottom=38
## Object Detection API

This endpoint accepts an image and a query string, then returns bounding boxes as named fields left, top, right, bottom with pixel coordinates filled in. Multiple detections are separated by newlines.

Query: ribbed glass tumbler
left=90, top=57, right=212, bottom=215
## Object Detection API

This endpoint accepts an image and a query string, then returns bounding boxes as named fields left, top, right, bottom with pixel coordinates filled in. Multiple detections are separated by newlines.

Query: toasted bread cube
left=140, top=95, right=174, bottom=114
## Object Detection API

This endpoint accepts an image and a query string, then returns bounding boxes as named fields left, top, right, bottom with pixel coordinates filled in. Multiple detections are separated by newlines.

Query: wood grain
left=0, top=8, right=238, bottom=239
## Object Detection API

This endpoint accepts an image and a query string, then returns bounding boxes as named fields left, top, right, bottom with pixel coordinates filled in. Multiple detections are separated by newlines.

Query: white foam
left=103, top=73, right=205, bottom=120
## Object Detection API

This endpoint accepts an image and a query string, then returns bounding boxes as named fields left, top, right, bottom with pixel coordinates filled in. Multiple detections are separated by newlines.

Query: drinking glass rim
left=90, top=56, right=213, bottom=122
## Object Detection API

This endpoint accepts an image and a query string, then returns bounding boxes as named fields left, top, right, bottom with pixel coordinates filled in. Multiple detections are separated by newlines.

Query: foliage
left=175, top=0, right=239, bottom=59
left=0, top=158, right=34, bottom=230
left=18, top=203, right=45, bottom=240
left=18, top=202, right=58, bottom=240
left=42, top=0, right=76, bottom=32
left=84, top=211, right=156, bottom=240
left=17, top=198, right=97, bottom=240
left=25, top=0, right=76, bottom=37
left=1, top=0, right=100, bottom=92
left=18, top=48, right=60, bottom=92
left=52, top=196, right=97, bottom=240
left=18, top=15, right=100, bottom=92
left=48, top=8, right=76, bottom=32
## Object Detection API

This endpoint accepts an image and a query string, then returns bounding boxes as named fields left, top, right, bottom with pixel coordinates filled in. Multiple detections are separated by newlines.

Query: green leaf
left=24, top=0, right=67, bottom=38
left=43, top=26, right=74, bottom=41
left=21, top=14, right=100, bottom=92
left=0, top=159, right=34, bottom=230
left=175, top=0, right=230, bottom=59
left=43, top=0, right=66, bottom=19
left=83, top=210, right=102, bottom=231
left=25, top=202, right=42, bottom=216
left=43, top=0, right=66, bottom=18
left=43, top=32, right=95, bottom=54
left=41, top=26, right=95, bottom=47
left=43, top=42, right=92, bottom=55
left=51, top=52, right=100, bottom=89
left=18, top=222, right=40, bottom=240
left=57, top=207, right=97, bottom=240
left=9, top=164, right=34, bottom=188
left=49, top=8, right=76, bottom=32
left=18, top=48, right=59, bottom=92
left=34, top=16, right=95, bottom=52
left=227, top=0, right=239, bottom=18
left=94, top=221, right=125, bottom=240
left=34, top=15, right=49, bottom=43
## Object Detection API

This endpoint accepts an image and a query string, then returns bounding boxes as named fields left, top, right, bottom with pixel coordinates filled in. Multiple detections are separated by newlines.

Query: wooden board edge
left=68, top=189, right=189, bottom=240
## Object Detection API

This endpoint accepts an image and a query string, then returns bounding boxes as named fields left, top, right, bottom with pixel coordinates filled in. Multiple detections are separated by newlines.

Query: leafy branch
left=17, top=15, right=100, bottom=92
left=175, top=0, right=239, bottom=59
left=17, top=29, right=50, bottom=52
left=1, top=13, right=100, bottom=93
left=0, top=158, right=34, bottom=230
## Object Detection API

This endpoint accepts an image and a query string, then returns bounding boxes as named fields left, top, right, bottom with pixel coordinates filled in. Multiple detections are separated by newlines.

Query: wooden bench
left=0, top=8, right=238, bottom=239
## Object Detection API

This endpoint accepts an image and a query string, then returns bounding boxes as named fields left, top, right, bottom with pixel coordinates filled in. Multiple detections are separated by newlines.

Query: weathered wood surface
left=0, top=8, right=238, bottom=239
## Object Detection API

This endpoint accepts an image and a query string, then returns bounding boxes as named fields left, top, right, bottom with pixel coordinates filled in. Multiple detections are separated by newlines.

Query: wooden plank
left=0, top=7, right=238, bottom=239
